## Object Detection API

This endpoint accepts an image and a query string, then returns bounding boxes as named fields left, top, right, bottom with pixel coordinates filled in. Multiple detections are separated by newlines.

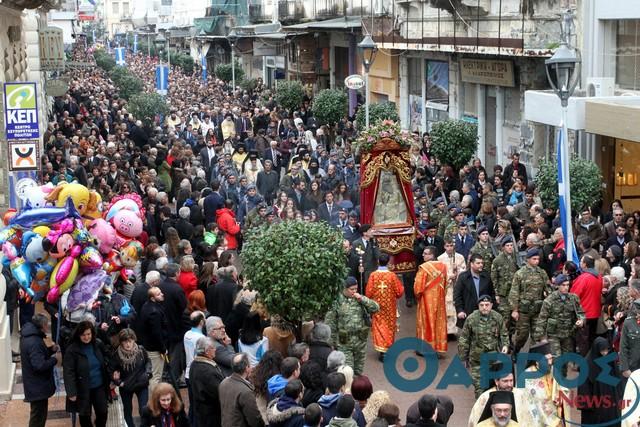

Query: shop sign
left=3, top=82, right=40, bottom=141
left=39, top=27, right=65, bottom=72
left=45, top=79, right=69, bottom=97
left=460, top=58, right=515, bottom=87
left=344, top=74, right=365, bottom=90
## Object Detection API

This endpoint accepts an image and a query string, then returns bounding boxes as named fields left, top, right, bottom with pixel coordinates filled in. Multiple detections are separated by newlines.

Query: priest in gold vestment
left=414, top=245, right=449, bottom=355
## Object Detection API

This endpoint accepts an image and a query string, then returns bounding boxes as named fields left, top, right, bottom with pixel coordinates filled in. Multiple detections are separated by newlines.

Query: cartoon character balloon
left=87, top=218, right=116, bottom=255
left=45, top=183, right=99, bottom=217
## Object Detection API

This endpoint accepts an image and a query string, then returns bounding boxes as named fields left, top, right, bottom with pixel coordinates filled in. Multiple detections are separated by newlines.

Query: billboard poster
left=9, top=141, right=39, bottom=171
left=426, top=61, right=449, bottom=109
left=409, top=94, right=423, bottom=132
left=3, top=82, right=40, bottom=140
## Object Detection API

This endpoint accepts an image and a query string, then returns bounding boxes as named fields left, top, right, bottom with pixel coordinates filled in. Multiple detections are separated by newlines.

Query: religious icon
left=372, top=169, right=408, bottom=225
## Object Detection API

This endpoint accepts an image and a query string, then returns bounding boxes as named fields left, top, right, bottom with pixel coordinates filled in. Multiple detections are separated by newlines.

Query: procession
left=3, top=1, right=640, bottom=427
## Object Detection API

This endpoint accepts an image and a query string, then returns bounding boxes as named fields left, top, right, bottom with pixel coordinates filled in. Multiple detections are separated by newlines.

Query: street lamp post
left=154, top=32, right=166, bottom=64
left=544, top=10, right=580, bottom=263
left=227, top=29, right=238, bottom=90
left=358, top=34, right=378, bottom=129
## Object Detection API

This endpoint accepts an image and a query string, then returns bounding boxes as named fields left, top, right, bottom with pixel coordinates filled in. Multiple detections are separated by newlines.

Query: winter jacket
left=207, top=278, right=240, bottom=325
left=219, top=373, right=265, bottom=427
left=138, top=300, right=168, bottom=352
left=189, top=356, right=225, bottom=427
left=327, top=418, right=358, bottom=427
left=574, top=219, right=605, bottom=249
left=266, top=396, right=305, bottom=427
left=63, top=340, right=111, bottom=416
left=308, top=341, right=333, bottom=371
left=267, top=374, right=288, bottom=401
left=177, top=271, right=198, bottom=298
left=216, top=207, right=241, bottom=249
left=112, top=346, right=151, bottom=394
left=19, top=322, right=57, bottom=402
left=571, top=269, right=603, bottom=319
left=140, top=406, right=189, bottom=427
left=318, top=393, right=366, bottom=427
left=159, top=278, right=188, bottom=343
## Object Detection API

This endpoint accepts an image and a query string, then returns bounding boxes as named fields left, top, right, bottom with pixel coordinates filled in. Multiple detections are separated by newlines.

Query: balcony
left=249, top=2, right=273, bottom=24
left=278, top=0, right=304, bottom=23
left=314, top=0, right=346, bottom=20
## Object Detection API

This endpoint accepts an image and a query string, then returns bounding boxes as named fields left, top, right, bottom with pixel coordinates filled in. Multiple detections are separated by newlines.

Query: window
left=112, top=1, right=119, bottom=14
left=123, top=2, right=129, bottom=14
left=616, top=19, right=640, bottom=90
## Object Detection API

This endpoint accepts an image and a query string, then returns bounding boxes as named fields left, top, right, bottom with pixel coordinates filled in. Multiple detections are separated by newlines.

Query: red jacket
left=571, top=270, right=603, bottom=319
left=177, top=271, right=197, bottom=298
left=216, top=208, right=241, bottom=249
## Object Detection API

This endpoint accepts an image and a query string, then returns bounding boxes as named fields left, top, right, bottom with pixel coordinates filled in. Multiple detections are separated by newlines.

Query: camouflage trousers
left=549, top=336, right=575, bottom=377
left=513, top=312, right=539, bottom=353
left=470, top=363, right=486, bottom=398
left=336, top=337, right=368, bottom=376
left=496, top=300, right=514, bottom=338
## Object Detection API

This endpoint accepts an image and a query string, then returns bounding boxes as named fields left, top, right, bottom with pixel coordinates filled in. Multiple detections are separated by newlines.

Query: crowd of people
left=8, top=40, right=640, bottom=427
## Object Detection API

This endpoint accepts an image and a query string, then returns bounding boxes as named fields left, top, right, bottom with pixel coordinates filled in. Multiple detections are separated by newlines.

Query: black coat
left=20, top=322, right=57, bottom=402
left=140, top=406, right=189, bottom=427
left=159, top=278, right=188, bottom=343
left=207, top=278, right=240, bottom=324
left=453, top=270, right=495, bottom=328
left=63, top=340, right=111, bottom=416
left=308, top=341, right=333, bottom=371
left=130, top=283, right=151, bottom=337
left=139, top=300, right=168, bottom=352
left=112, top=346, right=152, bottom=394
left=176, top=218, right=195, bottom=240
left=189, top=357, right=225, bottom=427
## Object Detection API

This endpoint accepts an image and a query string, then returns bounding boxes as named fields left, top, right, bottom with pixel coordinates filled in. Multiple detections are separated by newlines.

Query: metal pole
left=167, top=39, right=171, bottom=73
left=148, top=34, right=151, bottom=58
left=231, top=46, right=236, bottom=89
left=365, top=67, right=370, bottom=128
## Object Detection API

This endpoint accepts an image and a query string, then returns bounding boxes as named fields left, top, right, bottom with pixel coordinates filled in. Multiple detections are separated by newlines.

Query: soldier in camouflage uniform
left=438, top=204, right=458, bottom=237
left=458, top=295, right=510, bottom=398
left=491, top=238, right=518, bottom=336
left=533, top=274, right=584, bottom=362
left=470, top=226, right=495, bottom=273
left=443, top=209, right=465, bottom=242
left=508, top=248, right=551, bottom=353
left=325, top=276, right=380, bottom=375
left=430, top=198, right=447, bottom=230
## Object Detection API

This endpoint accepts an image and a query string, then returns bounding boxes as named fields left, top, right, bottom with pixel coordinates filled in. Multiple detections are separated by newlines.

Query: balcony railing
left=278, top=0, right=304, bottom=23
left=249, top=2, right=272, bottom=24
left=314, top=0, right=346, bottom=19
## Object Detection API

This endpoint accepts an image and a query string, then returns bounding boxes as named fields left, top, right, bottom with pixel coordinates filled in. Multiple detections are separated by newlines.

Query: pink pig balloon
left=112, top=210, right=143, bottom=238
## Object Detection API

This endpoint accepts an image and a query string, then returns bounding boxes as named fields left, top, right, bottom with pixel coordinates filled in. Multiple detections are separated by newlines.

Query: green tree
left=241, top=221, right=348, bottom=336
left=109, top=67, right=130, bottom=86
left=355, top=101, right=399, bottom=129
left=117, top=74, right=144, bottom=100
left=275, top=80, right=305, bottom=113
left=311, top=89, right=348, bottom=127
left=214, top=62, right=244, bottom=83
left=535, top=156, right=603, bottom=212
left=240, top=78, right=258, bottom=93
left=94, top=50, right=116, bottom=71
left=429, top=119, right=479, bottom=171
left=128, top=93, right=169, bottom=127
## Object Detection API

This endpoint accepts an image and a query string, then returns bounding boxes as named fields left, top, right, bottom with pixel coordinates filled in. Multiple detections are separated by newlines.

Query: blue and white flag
left=156, top=64, right=169, bottom=95
left=201, top=54, right=207, bottom=82
left=92, top=29, right=96, bottom=45
left=133, top=33, right=138, bottom=53
left=557, top=126, right=579, bottom=264
left=115, top=47, right=126, bottom=66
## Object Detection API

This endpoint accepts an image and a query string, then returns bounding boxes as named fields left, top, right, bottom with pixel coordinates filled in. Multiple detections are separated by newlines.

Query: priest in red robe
left=414, top=245, right=449, bottom=356
left=365, top=252, right=404, bottom=361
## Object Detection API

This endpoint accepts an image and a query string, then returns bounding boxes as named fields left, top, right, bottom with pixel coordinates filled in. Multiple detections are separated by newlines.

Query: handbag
left=106, top=388, right=126, bottom=427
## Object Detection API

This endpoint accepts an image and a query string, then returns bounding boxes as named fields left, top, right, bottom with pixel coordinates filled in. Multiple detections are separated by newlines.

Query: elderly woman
left=326, top=350, right=354, bottom=393
left=308, top=323, right=333, bottom=371
left=140, top=382, right=188, bottom=427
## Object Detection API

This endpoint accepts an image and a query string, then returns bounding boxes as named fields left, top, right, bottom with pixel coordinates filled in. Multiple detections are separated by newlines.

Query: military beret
left=554, top=274, right=570, bottom=285
left=447, top=203, right=457, bottom=210
left=477, top=226, right=488, bottom=235
left=526, top=248, right=540, bottom=258
left=345, top=276, right=358, bottom=288
left=501, top=237, right=513, bottom=246
left=435, top=197, right=445, bottom=205
left=345, top=157, right=355, bottom=163
left=453, top=208, right=463, bottom=216
left=478, top=295, right=493, bottom=303
left=338, top=206, right=347, bottom=213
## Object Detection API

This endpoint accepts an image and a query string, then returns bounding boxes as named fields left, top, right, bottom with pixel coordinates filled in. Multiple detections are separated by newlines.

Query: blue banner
left=156, top=65, right=169, bottom=95
left=92, top=29, right=96, bottom=45
left=133, top=33, right=138, bottom=53
left=115, top=47, right=126, bottom=66
left=557, top=127, right=579, bottom=264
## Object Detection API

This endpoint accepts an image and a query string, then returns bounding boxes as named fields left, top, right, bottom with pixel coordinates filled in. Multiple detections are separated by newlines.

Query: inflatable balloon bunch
left=0, top=181, right=146, bottom=311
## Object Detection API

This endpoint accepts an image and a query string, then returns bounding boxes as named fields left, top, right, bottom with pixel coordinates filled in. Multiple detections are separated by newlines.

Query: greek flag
left=156, top=65, right=169, bottom=95
left=115, top=47, right=126, bottom=66
left=557, top=127, right=579, bottom=263
left=92, top=29, right=96, bottom=45
left=133, top=33, right=138, bottom=53
left=201, top=54, right=207, bottom=82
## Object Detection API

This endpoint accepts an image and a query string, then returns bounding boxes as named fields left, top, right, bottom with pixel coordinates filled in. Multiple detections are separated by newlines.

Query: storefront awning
left=585, top=98, right=640, bottom=142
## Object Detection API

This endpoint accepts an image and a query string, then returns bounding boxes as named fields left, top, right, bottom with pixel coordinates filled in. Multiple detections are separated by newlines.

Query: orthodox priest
left=476, top=390, right=519, bottom=427
left=366, top=253, right=404, bottom=362
left=414, top=245, right=449, bottom=356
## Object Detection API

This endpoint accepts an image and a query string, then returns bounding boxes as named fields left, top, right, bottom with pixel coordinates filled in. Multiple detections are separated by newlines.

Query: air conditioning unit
left=586, top=77, right=615, bottom=97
